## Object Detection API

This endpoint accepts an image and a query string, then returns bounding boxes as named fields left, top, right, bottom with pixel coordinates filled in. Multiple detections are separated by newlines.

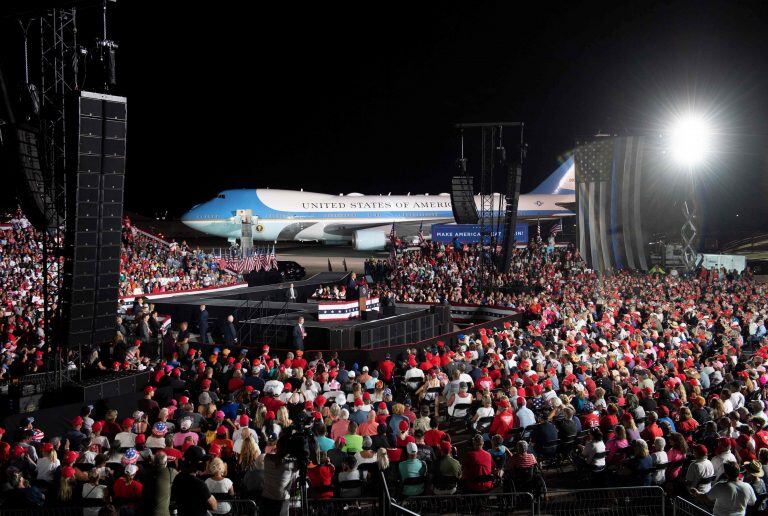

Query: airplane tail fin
left=529, top=156, right=576, bottom=195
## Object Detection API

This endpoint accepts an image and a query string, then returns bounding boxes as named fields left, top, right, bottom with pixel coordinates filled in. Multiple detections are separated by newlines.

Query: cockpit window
left=217, top=194, right=226, bottom=199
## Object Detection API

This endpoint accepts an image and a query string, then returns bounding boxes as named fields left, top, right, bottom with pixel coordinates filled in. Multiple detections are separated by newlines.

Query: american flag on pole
left=550, top=221, right=563, bottom=237
left=225, top=253, right=256, bottom=274
left=262, top=247, right=272, bottom=271
left=418, top=221, right=425, bottom=245
left=256, top=248, right=267, bottom=272
left=269, top=245, right=278, bottom=270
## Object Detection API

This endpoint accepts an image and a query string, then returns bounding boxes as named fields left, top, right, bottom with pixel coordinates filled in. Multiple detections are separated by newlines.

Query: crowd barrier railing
left=220, top=498, right=259, bottom=515
left=670, top=496, right=714, bottom=516
left=400, top=492, right=536, bottom=516
left=536, top=486, right=666, bottom=516
left=303, top=497, right=381, bottom=516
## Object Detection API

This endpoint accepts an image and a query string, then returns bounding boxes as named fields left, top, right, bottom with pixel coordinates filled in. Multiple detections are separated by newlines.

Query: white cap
left=348, top=371, right=356, bottom=378
left=125, top=464, right=138, bottom=476
left=362, top=366, right=369, bottom=372
left=180, top=418, right=192, bottom=431
left=406, top=442, right=418, bottom=454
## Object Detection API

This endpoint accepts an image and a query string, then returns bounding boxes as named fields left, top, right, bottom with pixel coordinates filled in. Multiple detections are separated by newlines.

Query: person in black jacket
left=292, top=316, right=306, bottom=350
left=198, top=305, right=209, bottom=345
left=223, top=315, right=238, bottom=347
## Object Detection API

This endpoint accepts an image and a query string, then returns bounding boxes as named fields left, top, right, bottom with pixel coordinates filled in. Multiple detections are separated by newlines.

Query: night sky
left=2, top=1, right=767, bottom=237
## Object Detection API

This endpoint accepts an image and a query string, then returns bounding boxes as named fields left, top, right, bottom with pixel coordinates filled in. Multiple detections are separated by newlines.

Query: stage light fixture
left=669, top=113, right=712, bottom=167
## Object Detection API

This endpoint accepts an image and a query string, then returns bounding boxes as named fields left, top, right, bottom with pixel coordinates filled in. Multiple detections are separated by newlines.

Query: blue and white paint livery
left=181, top=158, right=576, bottom=250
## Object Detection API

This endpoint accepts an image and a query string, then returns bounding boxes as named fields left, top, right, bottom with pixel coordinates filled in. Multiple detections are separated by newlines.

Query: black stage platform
left=153, top=273, right=453, bottom=350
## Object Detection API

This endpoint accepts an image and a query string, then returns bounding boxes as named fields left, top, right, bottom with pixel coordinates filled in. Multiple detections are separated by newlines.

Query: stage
left=152, top=273, right=454, bottom=350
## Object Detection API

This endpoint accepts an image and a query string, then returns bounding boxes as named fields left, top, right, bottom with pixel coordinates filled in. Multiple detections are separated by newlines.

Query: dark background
left=1, top=1, right=767, bottom=239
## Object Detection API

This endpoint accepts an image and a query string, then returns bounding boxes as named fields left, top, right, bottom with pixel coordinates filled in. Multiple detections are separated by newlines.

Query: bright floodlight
left=669, top=114, right=712, bottom=167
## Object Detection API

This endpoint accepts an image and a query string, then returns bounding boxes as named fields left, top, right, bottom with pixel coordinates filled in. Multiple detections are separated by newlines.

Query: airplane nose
left=180, top=207, right=199, bottom=226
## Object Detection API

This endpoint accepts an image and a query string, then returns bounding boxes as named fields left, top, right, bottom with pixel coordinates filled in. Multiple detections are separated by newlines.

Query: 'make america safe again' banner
left=431, top=223, right=528, bottom=244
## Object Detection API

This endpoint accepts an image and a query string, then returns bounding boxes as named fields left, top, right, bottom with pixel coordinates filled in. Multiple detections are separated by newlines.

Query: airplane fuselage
left=181, top=189, right=575, bottom=242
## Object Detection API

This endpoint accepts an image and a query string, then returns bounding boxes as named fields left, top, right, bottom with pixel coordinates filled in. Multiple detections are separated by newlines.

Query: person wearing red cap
left=115, top=418, right=137, bottom=448
left=432, top=440, right=460, bottom=494
left=36, top=442, right=60, bottom=484
left=489, top=399, right=518, bottom=439
left=87, top=421, right=110, bottom=456
left=685, top=444, right=715, bottom=494
left=63, top=415, right=88, bottom=453
left=212, top=426, right=234, bottom=459
left=138, top=385, right=160, bottom=420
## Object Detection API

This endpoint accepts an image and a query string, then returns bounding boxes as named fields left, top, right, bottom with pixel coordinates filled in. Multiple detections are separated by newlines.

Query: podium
left=358, top=295, right=367, bottom=316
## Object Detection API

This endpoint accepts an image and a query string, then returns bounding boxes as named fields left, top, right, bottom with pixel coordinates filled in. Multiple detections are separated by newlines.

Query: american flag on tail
left=550, top=221, right=563, bottom=237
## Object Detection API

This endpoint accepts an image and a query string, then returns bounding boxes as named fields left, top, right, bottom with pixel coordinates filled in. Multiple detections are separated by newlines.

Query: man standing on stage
left=293, top=316, right=307, bottom=350
left=286, top=283, right=297, bottom=302
left=198, top=305, right=209, bottom=345
left=346, top=272, right=359, bottom=300
left=223, top=315, right=238, bottom=347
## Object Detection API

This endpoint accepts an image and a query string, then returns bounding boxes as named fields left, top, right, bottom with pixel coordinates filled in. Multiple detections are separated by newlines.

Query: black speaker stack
left=450, top=175, right=479, bottom=224
left=59, top=91, right=127, bottom=349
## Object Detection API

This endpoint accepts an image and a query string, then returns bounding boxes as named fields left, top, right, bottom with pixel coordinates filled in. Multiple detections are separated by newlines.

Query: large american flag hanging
left=576, top=136, right=649, bottom=276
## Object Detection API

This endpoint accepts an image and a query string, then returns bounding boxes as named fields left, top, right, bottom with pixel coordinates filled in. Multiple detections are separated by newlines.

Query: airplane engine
left=352, top=230, right=387, bottom=251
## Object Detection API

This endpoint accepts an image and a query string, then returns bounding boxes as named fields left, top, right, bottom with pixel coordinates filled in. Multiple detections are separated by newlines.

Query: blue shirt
left=399, top=459, right=426, bottom=496
left=316, top=436, right=335, bottom=452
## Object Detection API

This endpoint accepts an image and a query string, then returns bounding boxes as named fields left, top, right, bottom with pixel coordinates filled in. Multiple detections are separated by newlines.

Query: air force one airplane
left=181, top=158, right=576, bottom=251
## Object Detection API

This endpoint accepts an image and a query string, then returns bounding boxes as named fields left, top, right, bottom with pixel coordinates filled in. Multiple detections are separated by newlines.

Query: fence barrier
left=224, top=499, right=259, bottom=515
left=400, top=492, right=536, bottom=516
left=536, top=486, right=666, bottom=516
left=304, top=497, right=381, bottom=516
left=670, top=496, right=714, bottom=516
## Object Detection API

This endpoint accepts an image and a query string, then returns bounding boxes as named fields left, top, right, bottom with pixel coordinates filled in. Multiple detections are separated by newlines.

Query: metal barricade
left=537, top=487, right=666, bottom=516
left=0, top=508, right=83, bottom=516
left=671, top=496, right=714, bottom=516
left=399, top=492, right=536, bottom=516
left=224, top=498, right=259, bottom=515
left=305, top=497, right=381, bottom=516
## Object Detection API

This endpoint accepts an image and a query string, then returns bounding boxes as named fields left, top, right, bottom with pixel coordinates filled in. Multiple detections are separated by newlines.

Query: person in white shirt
left=264, top=379, right=284, bottom=396
left=404, top=365, right=425, bottom=382
left=578, top=428, right=607, bottom=468
left=36, top=444, right=60, bottom=484
left=114, top=419, right=136, bottom=449
left=205, top=458, right=235, bottom=514
left=687, top=444, right=716, bottom=494
left=711, top=438, right=738, bottom=481
left=706, top=461, right=756, bottom=516
left=651, top=437, right=668, bottom=485
left=81, top=469, right=109, bottom=516
left=515, top=397, right=536, bottom=429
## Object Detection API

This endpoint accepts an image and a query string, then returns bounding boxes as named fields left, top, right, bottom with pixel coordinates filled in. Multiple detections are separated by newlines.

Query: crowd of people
left=0, top=212, right=239, bottom=381
left=0, top=236, right=765, bottom=515
left=120, top=220, right=237, bottom=297
left=367, top=240, right=584, bottom=307
left=0, top=213, right=59, bottom=380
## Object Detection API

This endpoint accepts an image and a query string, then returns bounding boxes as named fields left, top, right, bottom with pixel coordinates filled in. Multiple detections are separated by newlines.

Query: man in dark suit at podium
left=346, top=272, right=359, bottom=300
left=292, top=316, right=307, bottom=350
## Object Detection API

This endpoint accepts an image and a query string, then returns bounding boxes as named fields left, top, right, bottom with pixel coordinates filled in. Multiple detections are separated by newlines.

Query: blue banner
left=431, top=223, right=528, bottom=244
